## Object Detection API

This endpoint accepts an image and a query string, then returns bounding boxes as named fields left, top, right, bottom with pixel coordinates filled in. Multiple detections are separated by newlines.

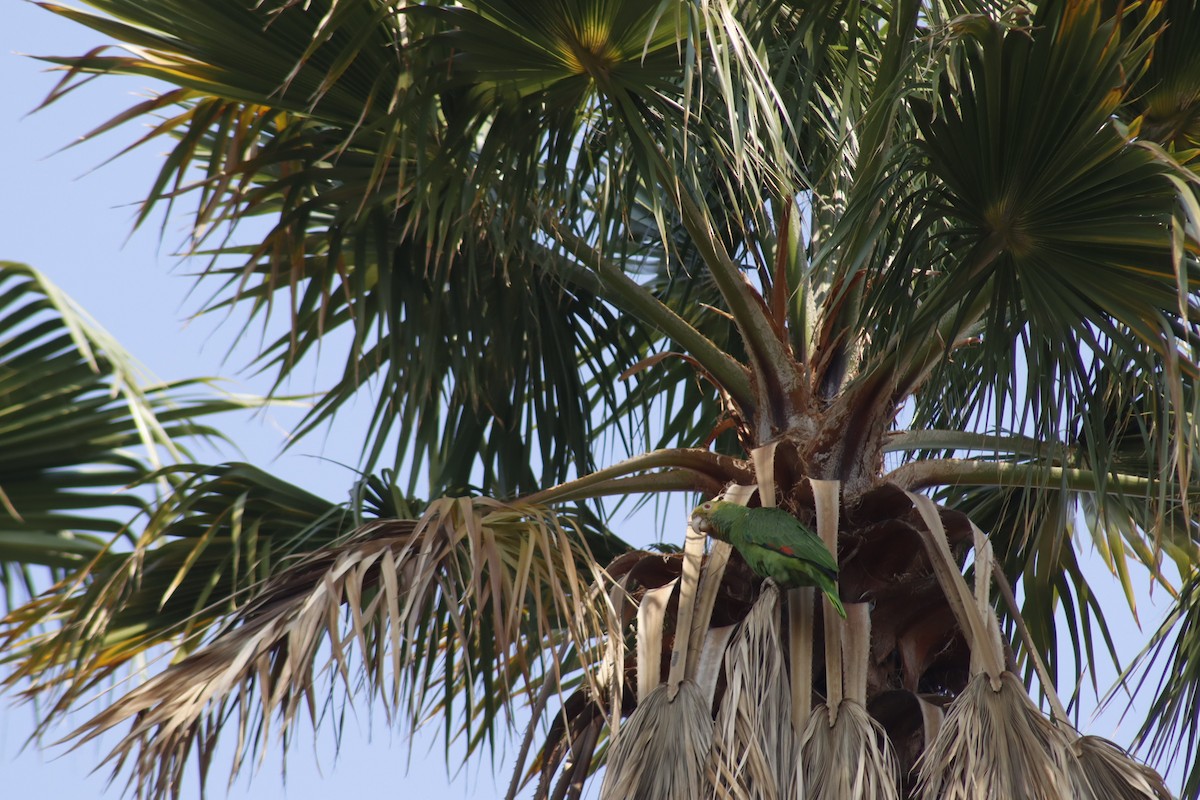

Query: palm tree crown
left=3, top=0, right=1200, bottom=798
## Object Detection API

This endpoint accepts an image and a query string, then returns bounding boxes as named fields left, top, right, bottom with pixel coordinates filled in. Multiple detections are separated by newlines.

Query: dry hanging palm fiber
left=983, top=536, right=1171, bottom=800
left=916, top=670, right=1078, bottom=800
left=797, top=480, right=900, bottom=800
left=1068, top=735, right=1173, bottom=800
left=909, top=492, right=1069, bottom=799
left=750, top=442, right=821, bottom=784
left=599, top=681, right=715, bottom=800
left=703, top=450, right=800, bottom=799
left=600, top=500, right=715, bottom=800
left=706, top=583, right=795, bottom=800
left=801, top=699, right=902, bottom=799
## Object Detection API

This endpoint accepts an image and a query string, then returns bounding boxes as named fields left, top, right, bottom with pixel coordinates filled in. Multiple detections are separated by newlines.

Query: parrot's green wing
left=731, top=507, right=838, bottom=576
left=728, top=506, right=846, bottom=617
left=690, top=500, right=845, bottom=616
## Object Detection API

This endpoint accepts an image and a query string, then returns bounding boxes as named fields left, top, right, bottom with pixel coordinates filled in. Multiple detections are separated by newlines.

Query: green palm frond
left=908, top=9, right=1190, bottom=339
left=1, top=463, right=359, bottom=717
left=238, top=236, right=650, bottom=494
left=869, top=0, right=1200, bottom=595
left=10, top=0, right=1200, bottom=798
left=0, top=262, right=249, bottom=608
left=39, top=0, right=403, bottom=124
left=1124, top=0, right=1200, bottom=149
left=34, top=0, right=768, bottom=495
left=864, top=1, right=1198, bottom=405
left=1127, top=565, right=1200, bottom=798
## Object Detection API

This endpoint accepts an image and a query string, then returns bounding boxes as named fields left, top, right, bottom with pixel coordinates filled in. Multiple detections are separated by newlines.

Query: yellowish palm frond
left=63, top=497, right=613, bottom=800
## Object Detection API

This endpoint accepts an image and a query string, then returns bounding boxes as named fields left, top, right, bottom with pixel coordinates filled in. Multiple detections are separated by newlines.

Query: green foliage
left=4, top=0, right=1200, bottom=797
left=0, top=262, right=250, bottom=607
left=1134, top=566, right=1200, bottom=798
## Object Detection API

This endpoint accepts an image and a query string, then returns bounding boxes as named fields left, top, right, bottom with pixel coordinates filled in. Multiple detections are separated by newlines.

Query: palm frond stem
left=989, top=558, right=1069, bottom=723
left=908, top=492, right=1005, bottom=681
left=787, top=586, right=815, bottom=733
left=548, top=230, right=755, bottom=409
left=887, top=460, right=1167, bottom=497
left=667, top=522, right=709, bottom=695
left=522, top=449, right=751, bottom=507
left=814, top=479, right=846, bottom=715
left=884, top=430, right=1061, bottom=457
left=534, top=471, right=720, bottom=504
left=888, top=264, right=1001, bottom=401
left=852, top=0, right=923, bottom=193
left=811, top=0, right=923, bottom=366
left=675, top=189, right=803, bottom=430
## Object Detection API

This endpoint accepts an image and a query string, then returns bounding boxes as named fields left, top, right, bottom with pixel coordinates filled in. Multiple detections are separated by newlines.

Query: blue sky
left=0, top=2, right=1186, bottom=798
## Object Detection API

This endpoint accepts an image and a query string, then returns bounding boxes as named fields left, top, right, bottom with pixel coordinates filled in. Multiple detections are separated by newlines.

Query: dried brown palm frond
left=984, top=534, right=1171, bottom=800
left=524, top=550, right=669, bottom=798
left=599, top=680, right=715, bottom=800
left=705, top=456, right=795, bottom=798
left=65, top=497, right=613, bottom=800
left=799, top=602, right=901, bottom=800
left=600, top=486, right=767, bottom=800
left=707, top=582, right=795, bottom=800
left=527, top=681, right=612, bottom=800
left=907, top=493, right=1070, bottom=798
left=801, top=700, right=901, bottom=799
left=796, top=480, right=901, bottom=799
left=2, top=463, right=356, bottom=725
left=1070, top=735, right=1173, bottom=800
left=600, top=526, right=715, bottom=800
left=915, top=671, right=1077, bottom=800
left=528, top=510, right=766, bottom=797
left=910, top=489, right=1074, bottom=798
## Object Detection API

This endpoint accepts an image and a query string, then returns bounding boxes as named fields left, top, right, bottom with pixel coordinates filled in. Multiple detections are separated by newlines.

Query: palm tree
left=4, top=0, right=1200, bottom=797
left=0, top=262, right=254, bottom=602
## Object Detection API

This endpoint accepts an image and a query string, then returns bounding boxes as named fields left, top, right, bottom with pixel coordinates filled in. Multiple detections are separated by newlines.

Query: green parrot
left=690, top=500, right=846, bottom=617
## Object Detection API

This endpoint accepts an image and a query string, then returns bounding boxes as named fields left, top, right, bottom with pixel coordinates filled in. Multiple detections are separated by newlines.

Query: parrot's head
left=689, top=500, right=730, bottom=542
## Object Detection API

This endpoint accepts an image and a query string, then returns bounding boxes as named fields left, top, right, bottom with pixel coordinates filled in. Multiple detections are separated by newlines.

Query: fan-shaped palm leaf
left=0, top=262, right=249, bottom=607
left=38, top=494, right=617, bottom=800
left=7, top=0, right=1200, bottom=798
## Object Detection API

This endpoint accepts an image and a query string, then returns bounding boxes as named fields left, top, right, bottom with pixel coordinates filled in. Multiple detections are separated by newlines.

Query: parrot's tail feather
left=824, top=589, right=847, bottom=618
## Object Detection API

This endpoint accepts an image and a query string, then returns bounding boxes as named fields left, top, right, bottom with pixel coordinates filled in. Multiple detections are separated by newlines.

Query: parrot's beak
left=690, top=514, right=706, bottom=534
